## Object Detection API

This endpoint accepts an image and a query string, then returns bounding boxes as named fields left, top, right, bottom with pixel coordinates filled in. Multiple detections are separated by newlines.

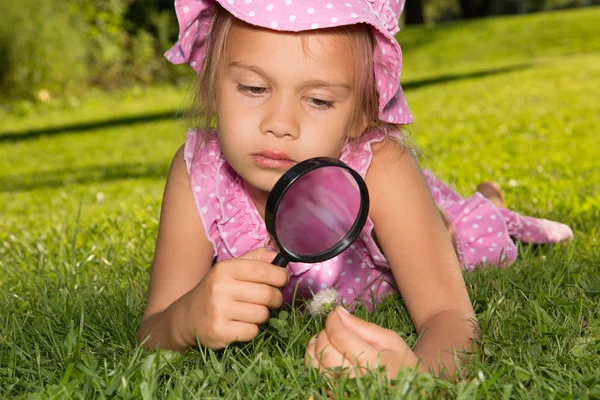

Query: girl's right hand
left=181, top=247, right=289, bottom=349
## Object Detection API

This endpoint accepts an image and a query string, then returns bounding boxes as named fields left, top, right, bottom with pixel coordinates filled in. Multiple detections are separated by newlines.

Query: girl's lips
left=253, top=150, right=295, bottom=169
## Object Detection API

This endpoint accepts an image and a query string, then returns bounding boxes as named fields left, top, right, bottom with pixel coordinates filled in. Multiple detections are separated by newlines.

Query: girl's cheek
left=235, top=93, right=267, bottom=107
left=302, top=106, right=342, bottom=123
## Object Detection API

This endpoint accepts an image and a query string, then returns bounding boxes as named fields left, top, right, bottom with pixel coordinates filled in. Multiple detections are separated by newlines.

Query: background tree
left=405, top=0, right=426, bottom=25
left=457, top=0, right=493, bottom=18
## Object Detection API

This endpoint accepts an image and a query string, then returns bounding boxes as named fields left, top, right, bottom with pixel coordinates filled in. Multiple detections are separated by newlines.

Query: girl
left=137, top=0, right=573, bottom=379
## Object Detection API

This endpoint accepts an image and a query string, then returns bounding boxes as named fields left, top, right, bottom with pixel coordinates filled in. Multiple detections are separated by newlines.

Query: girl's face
left=216, top=20, right=363, bottom=198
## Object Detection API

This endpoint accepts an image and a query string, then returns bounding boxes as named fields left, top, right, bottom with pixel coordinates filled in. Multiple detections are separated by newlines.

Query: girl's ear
left=350, top=114, right=370, bottom=138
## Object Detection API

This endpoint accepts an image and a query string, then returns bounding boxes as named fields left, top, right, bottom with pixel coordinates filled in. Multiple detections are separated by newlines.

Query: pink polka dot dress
left=183, top=128, right=574, bottom=309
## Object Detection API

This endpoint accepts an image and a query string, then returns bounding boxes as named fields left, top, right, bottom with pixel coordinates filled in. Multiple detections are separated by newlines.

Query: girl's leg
left=476, top=181, right=506, bottom=208
left=438, top=181, right=505, bottom=260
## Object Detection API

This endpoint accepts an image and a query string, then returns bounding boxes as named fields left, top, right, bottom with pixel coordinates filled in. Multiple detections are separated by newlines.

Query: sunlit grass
left=1, top=8, right=599, bottom=399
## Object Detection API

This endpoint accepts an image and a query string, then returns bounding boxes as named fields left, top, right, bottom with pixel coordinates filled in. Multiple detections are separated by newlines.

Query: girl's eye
left=307, top=97, right=334, bottom=109
left=238, top=85, right=267, bottom=96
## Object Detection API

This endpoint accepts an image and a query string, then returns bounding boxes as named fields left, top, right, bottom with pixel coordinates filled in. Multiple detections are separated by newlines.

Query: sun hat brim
left=165, top=0, right=413, bottom=124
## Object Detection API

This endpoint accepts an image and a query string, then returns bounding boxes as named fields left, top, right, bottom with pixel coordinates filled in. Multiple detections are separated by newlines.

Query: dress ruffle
left=183, top=127, right=574, bottom=309
left=184, top=130, right=271, bottom=259
left=184, top=128, right=399, bottom=308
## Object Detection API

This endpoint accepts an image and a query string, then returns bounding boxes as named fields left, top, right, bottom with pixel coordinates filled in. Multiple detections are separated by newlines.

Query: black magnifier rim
left=265, top=157, right=370, bottom=264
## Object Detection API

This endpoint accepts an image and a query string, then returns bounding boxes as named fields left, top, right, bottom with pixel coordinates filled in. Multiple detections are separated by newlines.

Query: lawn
left=1, top=7, right=599, bottom=399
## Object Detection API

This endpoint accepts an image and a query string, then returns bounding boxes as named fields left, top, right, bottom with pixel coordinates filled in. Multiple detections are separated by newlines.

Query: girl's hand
left=305, top=307, right=423, bottom=378
left=181, top=247, right=288, bottom=349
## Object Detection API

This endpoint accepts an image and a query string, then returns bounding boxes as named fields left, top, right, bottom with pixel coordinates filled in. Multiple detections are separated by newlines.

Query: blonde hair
left=188, top=4, right=400, bottom=139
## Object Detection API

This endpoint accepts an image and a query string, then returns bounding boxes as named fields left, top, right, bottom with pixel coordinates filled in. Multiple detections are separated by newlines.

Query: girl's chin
left=234, top=163, right=290, bottom=195
left=242, top=175, right=279, bottom=197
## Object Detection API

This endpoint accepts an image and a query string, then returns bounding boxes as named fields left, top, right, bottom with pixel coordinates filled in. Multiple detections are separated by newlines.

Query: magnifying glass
left=265, top=157, right=370, bottom=268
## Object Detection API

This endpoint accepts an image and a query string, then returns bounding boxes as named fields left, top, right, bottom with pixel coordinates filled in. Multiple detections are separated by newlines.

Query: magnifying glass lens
left=275, top=167, right=361, bottom=256
left=265, top=158, right=369, bottom=267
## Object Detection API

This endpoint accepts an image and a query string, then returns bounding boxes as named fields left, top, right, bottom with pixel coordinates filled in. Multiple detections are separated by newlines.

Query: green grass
left=398, top=7, right=600, bottom=81
left=1, top=7, right=600, bottom=399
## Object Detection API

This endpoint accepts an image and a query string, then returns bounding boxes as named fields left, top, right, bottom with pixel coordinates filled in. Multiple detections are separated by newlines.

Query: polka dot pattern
left=183, top=128, right=400, bottom=310
left=164, top=0, right=414, bottom=124
left=182, top=125, right=573, bottom=311
left=424, top=170, right=574, bottom=270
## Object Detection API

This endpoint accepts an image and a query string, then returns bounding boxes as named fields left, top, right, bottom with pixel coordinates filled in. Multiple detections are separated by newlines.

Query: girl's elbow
left=136, top=322, right=153, bottom=348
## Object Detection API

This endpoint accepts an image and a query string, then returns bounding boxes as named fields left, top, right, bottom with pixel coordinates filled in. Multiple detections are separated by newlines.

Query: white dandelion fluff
left=308, top=288, right=339, bottom=317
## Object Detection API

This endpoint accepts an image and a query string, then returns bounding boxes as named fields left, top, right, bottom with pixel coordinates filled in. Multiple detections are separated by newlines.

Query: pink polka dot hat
left=165, top=0, right=414, bottom=124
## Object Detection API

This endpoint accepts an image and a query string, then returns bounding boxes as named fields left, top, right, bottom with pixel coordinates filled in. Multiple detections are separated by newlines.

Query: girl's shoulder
left=181, top=128, right=267, bottom=259
left=339, top=126, right=407, bottom=178
left=181, top=128, right=225, bottom=256
left=183, top=128, right=222, bottom=174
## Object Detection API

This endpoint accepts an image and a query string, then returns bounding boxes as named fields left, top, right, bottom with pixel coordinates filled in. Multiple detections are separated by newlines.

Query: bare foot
left=477, top=181, right=506, bottom=208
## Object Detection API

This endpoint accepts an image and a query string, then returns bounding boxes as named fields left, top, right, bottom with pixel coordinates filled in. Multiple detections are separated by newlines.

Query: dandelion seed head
left=308, top=288, right=339, bottom=317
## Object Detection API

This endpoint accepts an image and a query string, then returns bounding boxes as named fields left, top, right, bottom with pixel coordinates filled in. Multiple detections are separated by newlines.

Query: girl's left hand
left=305, top=307, right=424, bottom=378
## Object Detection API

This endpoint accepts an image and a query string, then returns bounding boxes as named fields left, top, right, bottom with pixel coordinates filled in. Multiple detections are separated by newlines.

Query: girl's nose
left=259, top=96, right=300, bottom=139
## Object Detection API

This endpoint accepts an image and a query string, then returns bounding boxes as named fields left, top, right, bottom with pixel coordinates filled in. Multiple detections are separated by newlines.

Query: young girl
left=137, top=0, right=573, bottom=379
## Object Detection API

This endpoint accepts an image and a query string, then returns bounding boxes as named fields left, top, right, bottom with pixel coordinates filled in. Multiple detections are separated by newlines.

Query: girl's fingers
left=306, top=332, right=352, bottom=374
left=236, top=248, right=289, bottom=287
left=230, top=260, right=289, bottom=287
left=324, top=309, right=384, bottom=368
left=239, top=247, right=278, bottom=262
left=228, top=281, right=283, bottom=309
left=223, top=321, right=260, bottom=343
left=229, top=302, right=271, bottom=325
left=305, top=309, right=421, bottom=379
left=334, top=307, right=410, bottom=353
left=331, top=308, right=420, bottom=374
left=305, top=336, right=319, bottom=369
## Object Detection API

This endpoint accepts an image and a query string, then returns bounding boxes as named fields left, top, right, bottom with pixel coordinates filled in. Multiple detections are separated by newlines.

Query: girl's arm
left=366, top=138, right=479, bottom=377
left=137, top=145, right=215, bottom=350
left=137, top=146, right=288, bottom=351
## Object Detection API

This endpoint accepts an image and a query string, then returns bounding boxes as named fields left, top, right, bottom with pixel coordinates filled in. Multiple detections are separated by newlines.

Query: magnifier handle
left=271, top=253, right=289, bottom=268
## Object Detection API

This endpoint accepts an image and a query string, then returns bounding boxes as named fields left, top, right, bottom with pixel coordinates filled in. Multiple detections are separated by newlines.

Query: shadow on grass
left=0, top=65, right=532, bottom=144
left=401, top=64, right=532, bottom=90
left=0, top=110, right=183, bottom=143
left=1, top=162, right=169, bottom=192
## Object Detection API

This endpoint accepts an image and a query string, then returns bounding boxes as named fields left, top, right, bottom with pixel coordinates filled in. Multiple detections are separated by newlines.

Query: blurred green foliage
left=72, top=0, right=129, bottom=87
left=0, top=0, right=597, bottom=102
left=0, top=0, right=188, bottom=101
left=423, top=0, right=598, bottom=22
left=0, top=0, right=88, bottom=99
